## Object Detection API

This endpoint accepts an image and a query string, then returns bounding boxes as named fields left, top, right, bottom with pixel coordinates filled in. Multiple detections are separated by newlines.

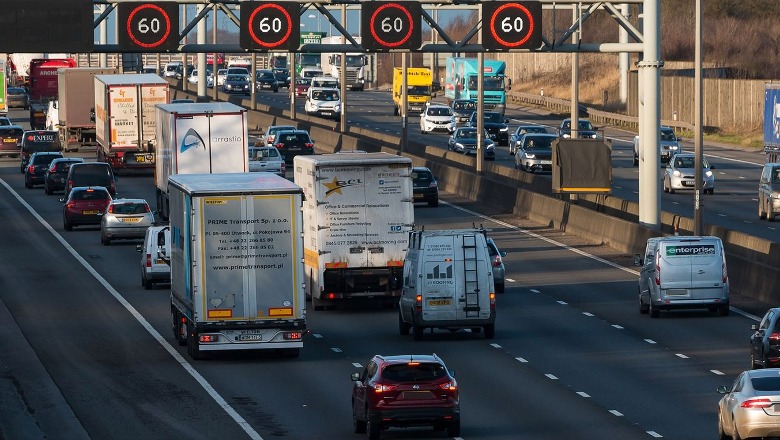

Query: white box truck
left=168, top=173, right=306, bottom=360
left=56, top=67, right=117, bottom=152
left=154, top=102, right=249, bottom=220
left=94, top=73, right=169, bottom=171
left=294, top=152, right=414, bottom=310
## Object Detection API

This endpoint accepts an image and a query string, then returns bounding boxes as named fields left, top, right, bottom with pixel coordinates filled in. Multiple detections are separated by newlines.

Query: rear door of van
left=455, top=234, right=492, bottom=321
left=688, top=239, right=726, bottom=299
left=420, top=235, right=459, bottom=322
left=659, top=239, right=723, bottom=298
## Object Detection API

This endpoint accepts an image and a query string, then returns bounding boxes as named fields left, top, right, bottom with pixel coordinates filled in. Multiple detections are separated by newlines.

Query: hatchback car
left=24, top=151, right=63, bottom=188
left=717, top=368, right=780, bottom=440
left=663, top=153, right=715, bottom=194
left=509, top=125, right=550, bottom=153
left=248, top=145, right=286, bottom=177
left=558, top=118, right=599, bottom=139
left=351, top=354, right=460, bottom=439
left=100, top=198, right=155, bottom=245
left=447, top=127, right=495, bottom=159
left=750, top=308, right=780, bottom=369
left=62, top=186, right=112, bottom=231
left=514, top=133, right=558, bottom=173
left=294, top=77, right=312, bottom=99
left=411, top=166, right=438, bottom=207
left=487, top=238, right=507, bottom=293
left=305, top=87, right=341, bottom=120
left=7, top=87, right=30, bottom=109
left=467, top=111, right=510, bottom=146
left=450, top=99, right=477, bottom=124
left=222, top=74, right=251, bottom=95
left=420, top=103, right=456, bottom=134
left=262, top=125, right=297, bottom=146
left=44, top=157, right=85, bottom=195
left=0, top=125, right=24, bottom=158
left=137, top=225, right=171, bottom=290
left=255, top=70, right=279, bottom=92
left=272, top=129, right=315, bottom=163
left=758, top=162, right=780, bottom=221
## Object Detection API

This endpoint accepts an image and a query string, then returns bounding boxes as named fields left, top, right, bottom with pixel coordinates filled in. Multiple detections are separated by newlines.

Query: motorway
left=250, top=88, right=776, bottom=243
left=0, top=103, right=772, bottom=440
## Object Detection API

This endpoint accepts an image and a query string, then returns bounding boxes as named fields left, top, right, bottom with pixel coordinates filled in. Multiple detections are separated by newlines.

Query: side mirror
left=350, top=372, right=360, bottom=381
left=716, top=385, right=728, bottom=394
left=59, top=197, right=65, bottom=203
left=633, top=254, right=642, bottom=266
left=500, top=251, right=507, bottom=257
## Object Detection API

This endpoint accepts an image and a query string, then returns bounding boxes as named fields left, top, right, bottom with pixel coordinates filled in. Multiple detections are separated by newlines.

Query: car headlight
left=705, top=170, right=713, bottom=178
left=670, top=145, right=679, bottom=150
left=673, top=170, right=681, bottom=177
left=772, top=193, right=780, bottom=199
left=335, top=104, right=341, bottom=112
left=450, top=117, right=456, bottom=123
left=590, top=134, right=597, bottom=139
left=500, top=126, right=508, bottom=132
left=524, top=153, right=536, bottom=159
left=226, top=84, right=232, bottom=89
left=485, top=144, right=494, bottom=151
left=455, top=143, right=464, bottom=150
left=563, top=134, right=571, bottom=138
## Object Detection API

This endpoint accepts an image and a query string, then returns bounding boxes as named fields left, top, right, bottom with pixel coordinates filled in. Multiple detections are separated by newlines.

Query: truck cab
left=392, top=67, right=433, bottom=116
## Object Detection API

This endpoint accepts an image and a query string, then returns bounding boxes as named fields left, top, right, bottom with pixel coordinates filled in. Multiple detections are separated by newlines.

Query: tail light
left=492, top=255, right=502, bottom=267
left=109, top=180, right=116, bottom=195
left=490, top=292, right=496, bottom=312
left=741, top=398, right=772, bottom=409
left=281, top=162, right=286, bottom=173
left=305, top=142, right=314, bottom=149
left=66, top=202, right=75, bottom=209
left=107, top=204, right=114, bottom=214
left=28, top=165, right=34, bottom=173
left=769, top=333, right=780, bottom=343
left=145, top=253, right=152, bottom=268
left=654, top=252, right=661, bottom=285
left=722, top=254, right=728, bottom=283
left=371, top=382, right=398, bottom=393
left=437, top=380, right=457, bottom=391
left=275, top=142, right=284, bottom=149
left=144, top=204, right=151, bottom=213
left=415, top=294, right=422, bottom=313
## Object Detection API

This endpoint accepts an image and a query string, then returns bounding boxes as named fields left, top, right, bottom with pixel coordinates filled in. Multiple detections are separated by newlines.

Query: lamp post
left=308, top=14, right=320, bottom=33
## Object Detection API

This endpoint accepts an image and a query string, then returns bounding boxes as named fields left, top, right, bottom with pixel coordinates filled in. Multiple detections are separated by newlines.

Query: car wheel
left=733, top=420, right=742, bottom=440
left=759, top=199, right=767, bottom=220
left=484, top=324, right=495, bottom=339
left=633, top=154, right=639, bottom=166
left=353, top=403, right=366, bottom=433
left=514, top=161, right=519, bottom=170
left=717, top=411, right=728, bottom=440
left=639, top=292, right=649, bottom=314
left=706, top=188, right=714, bottom=195
left=101, top=232, right=111, bottom=246
left=751, top=350, right=760, bottom=370
left=45, top=184, right=52, bottom=195
left=366, top=412, right=380, bottom=440
left=143, top=274, right=153, bottom=290
left=663, top=177, right=669, bottom=193
left=496, top=282, right=505, bottom=293
left=428, top=198, right=438, bottom=208
left=446, top=420, right=461, bottom=437
left=64, top=218, right=72, bottom=231
left=649, top=302, right=660, bottom=318
left=24, top=176, right=32, bottom=188
left=668, top=181, right=675, bottom=194
left=768, top=207, right=776, bottom=222
left=398, top=310, right=411, bottom=336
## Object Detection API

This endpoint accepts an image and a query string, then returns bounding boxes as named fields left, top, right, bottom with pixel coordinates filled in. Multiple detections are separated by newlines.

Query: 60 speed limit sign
left=482, top=1, right=542, bottom=51
left=361, top=2, right=421, bottom=52
left=240, top=2, right=299, bottom=51
left=117, top=2, right=179, bottom=51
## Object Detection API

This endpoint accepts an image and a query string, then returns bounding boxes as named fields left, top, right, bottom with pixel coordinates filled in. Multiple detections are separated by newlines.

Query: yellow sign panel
left=268, top=307, right=293, bottom=317
left=207, top=309, right=233, bottom=319
left=304, top=248, right=318, bottom=268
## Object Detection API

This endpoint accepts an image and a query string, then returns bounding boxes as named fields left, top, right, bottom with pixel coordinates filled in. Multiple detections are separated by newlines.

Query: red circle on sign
left=248, top=4, right=293, bottom=49
left=369, top=3, right=414, bottom=48
left=126, top=4, right=172, bottom=49
left=489, top=3, right=535, bottom=48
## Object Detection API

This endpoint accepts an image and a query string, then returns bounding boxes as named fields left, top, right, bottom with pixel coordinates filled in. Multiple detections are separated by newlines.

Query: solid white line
left=711, top=370, right=725, bottom=375
left=506, top=278, right=516, bottom=283
left=0, top=179, right=264, bottom=440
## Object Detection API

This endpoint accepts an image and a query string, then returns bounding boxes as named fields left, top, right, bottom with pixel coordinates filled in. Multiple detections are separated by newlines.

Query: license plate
left=428, top=299, right=451, bottom=306
left=321, top=111, right=332, bottom=116
left=541, top=160, right=552, bottom=165
left=682, top=181, right=694, bottom=187
left=136, top=155, right=145, bottom=162
left=121, top=217, right=142, bottom=223
left=414, top=194, right=424, bottom=199
left=83, top=210, right=99, bottom=215
left=239, top=334, right=262, bottom=341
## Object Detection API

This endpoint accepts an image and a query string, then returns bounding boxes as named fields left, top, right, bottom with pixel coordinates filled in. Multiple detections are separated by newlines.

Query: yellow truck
left=392, top=67, right=433, bottom=116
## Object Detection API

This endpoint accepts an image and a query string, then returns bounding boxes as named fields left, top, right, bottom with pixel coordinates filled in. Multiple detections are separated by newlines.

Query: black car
left=447, top=127, right=495, bottom=160
left=24, top=151, right=64, bottom=188
left=558, top=118, right=599, bottom=139
left=20, top=130, right=60, bottom=173
left=272, top=68, right=290, bottom=89
left=271, top=129, right=315, bottom=162
left=255, top=70, right=279, bottom=92
left=222, top=74, right=251, bottom=95
left=467, top=111, right=510, bottom=146
left=751, top=308, right=780, bottom=369
left=451, top=99, right=477, bottom=124
left=412, top=167, right=438, bottom=207
left=44, top=157, right=85, bottom=195
left=64, top=162, right=117, bottom=198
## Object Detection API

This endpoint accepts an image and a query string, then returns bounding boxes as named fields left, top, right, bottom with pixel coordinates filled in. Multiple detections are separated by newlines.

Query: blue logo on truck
left=180, top=128, right=206, bottom=153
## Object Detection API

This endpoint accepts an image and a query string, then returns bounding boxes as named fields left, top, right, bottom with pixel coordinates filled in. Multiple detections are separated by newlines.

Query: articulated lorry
left=55, top=67, right=117, bottom=152
left=764, top=83, right=780, bottom=163
left=28, top=58, right=76, bottom=130
left=168, top=173, right=306, bottom=360
left=296, top=32, right=327, bottom=75
left=444, top=57, right=510, bottom=115
left=94, top=73, right=169, bottom=171
left=320, top=35, right=369, bottom=91
left=154, top=102, right=249, bottom=220
left=294, top=152, right=414, bottom=310
left=392, top=67, right=433, bottom=116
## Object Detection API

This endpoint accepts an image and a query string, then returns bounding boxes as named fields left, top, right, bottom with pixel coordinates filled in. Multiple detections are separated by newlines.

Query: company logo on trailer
left=323, top=177, right=363, bottom=197
left=180, top=128, right=206, bottom=153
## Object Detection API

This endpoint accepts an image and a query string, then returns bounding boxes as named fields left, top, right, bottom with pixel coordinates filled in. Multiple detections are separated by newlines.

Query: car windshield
left=227, top=75, right=246, bottom=82
left=0, top=118, right=11, bottom=126
left=774, top=168, right=780, bottom=183
left=408, top=85, right=431, bottom=95
left=660, top=129, right=677, bottom=141
left=279, top=133, right=309, bottom=143
left=412, top=170, right=433, bottom=186
left=249, top=148, right=279, bottom=160
left=298, top=54, right=320, bottom=66
left=8, top=88, right=26, bottom=95
left=0, top=127, right=23, bottom=136
left=258, top=71, right=275, bottom=79
left=112, top=202, right=148, bottom=215
left=578, top=121, right=594, bottom=130
left=381, top=363, right=447, bottom=382
left=270, top=126, right=295, bottom=135
left=428, top=107, right=453, bottom=117
left=673, top=156, right=709, bottom=168
left=483, top=113, right=503, bottom=123
left=312, top=90, right=338, bottom=101
left=73, top=189, right=109, bottom=201
left=524, top=136, right=554, bottom=149
left=467, top=75, right=505, bottom=91
left=296, top=78, right=311, bottom=85
left=457, top=129, right=478, bottom=139
left=453, top=101, right=476, bottom=111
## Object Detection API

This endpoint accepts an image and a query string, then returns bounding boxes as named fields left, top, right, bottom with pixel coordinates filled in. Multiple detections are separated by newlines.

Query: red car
left=294, top=77, right=311, bottom=99
left=63, top=186, right=112, bottom=231
left=351, top=354, right=460, bottom=439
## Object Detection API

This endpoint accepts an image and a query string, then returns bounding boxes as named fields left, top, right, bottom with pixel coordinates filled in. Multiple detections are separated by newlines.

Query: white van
left=311, top=75, right=339, bottom=89
left=398, top=229, right=496, bottom=340
left=305, top=87, right=341, bottom=120
left=163, top=62, right=183, bottom=78
left=136, top=225, right=171, bottom=289
left=300, top=67, right=323, bottom=79
left=635, top=236, right=729, bottom=317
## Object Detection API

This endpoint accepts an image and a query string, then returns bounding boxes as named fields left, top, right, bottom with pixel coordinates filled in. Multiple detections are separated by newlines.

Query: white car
left=248, top=145, right=286, bottom=177
left=305, top=87, right=341, bottom=120
left=420, top=103, right=456, bottom=134
left=216, top=69, right=227, bottom=86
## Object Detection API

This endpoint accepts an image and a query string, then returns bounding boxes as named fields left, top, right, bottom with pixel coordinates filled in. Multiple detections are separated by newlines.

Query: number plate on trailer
left=428, top=299, right=451, bottom=306
left=238, top=334, right=262, bottom=341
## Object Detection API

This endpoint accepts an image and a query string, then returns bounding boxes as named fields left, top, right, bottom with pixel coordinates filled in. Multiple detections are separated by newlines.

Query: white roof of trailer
left=94, top=73, right=167, bottom=85
left=294, top=152, right=412, bottom=166
left=168, top=173, right=301, bottom=194
left=156, top=102, right=246, bottom=114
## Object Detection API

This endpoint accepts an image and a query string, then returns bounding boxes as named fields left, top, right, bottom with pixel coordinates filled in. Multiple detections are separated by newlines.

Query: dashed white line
left=647, top=431, right=663, bottom=438
left=738, top=175, right=745, bottom=178
left=583, top=312, right=594, bottom=317
left=711, top=370, right=725, bottom=375
left=312, top=333, right=323, bottom=339
left=331, top=347, right=342, bottom=353
left=545, top=374, right=558, bottom=380
left=515, top=357, right=528, bottom=363
left=530, top=289, right=541, bottom=293
left=576, top=391, right=590, bottom=398
left=506, top=278, right=516, bottom=283
left=676, top=353, right=689, bottom=359
left=718, top=213, right=727, bottom=217
left=612, top=324, right=624, bottom=330
left=557, top=300, right=568, bottom=305
left=609, top=410, right=623, bottom=417
left=490, top=343, right=503, bottom=349
left=645, top=339, right=657, bottom=344
left=352, top=363, right=363, bottom=368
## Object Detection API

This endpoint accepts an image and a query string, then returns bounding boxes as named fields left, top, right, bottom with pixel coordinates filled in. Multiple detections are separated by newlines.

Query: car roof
left=427, top=103, right=450, bottom=109
left=523, top=133, right=558, bottom=138
left=376, top=354, right=442, bottom=365
left=276, top=129, right=309, bottom=135
left=31, top=151, right=63, bottom=156
left=413, top=166, right=432, bottom=172
left=309, top=86, right=339, bottom=93
left=51, top=157, right=84, bottom=163
left=71, top=185, right=109, bottom=192
left=109, top=198, right=148, bottom=204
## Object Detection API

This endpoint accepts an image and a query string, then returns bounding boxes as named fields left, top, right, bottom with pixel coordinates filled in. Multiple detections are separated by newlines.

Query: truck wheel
left=484, top=324, right=495, bottom=339
left=143, top=274, right=153, bottom=290
left=398, top=310, right=411, bottom=336
left=101, top=232, right=111, bottom=246
left=650, top=302, right=660, bottom=318
left=366, top=413, right=380, bottom=440
left=187, top=324, right=205, bottom=360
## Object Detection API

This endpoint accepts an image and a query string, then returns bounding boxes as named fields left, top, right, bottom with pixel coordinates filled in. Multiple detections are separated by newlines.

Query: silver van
left=758, top=162, right=780, bottom=221
left=634, top=236, right=729, bottom=317
left=136, top=225, right=170, bottom=289
left=398, top=229, right=496, bottom=340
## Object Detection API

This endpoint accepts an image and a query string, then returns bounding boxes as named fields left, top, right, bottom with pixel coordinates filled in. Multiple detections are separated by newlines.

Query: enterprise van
left=398, top=229, right=496, bottom=340
left=635, top=236, right=729, bottom=318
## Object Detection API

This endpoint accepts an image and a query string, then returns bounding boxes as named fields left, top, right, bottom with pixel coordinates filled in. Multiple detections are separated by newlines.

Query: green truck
left=295, top=32, right=327, bottom=76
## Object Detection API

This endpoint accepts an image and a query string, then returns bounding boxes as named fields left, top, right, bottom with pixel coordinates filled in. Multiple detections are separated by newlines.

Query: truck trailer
left=94, top=73, right=169, bottom=171
left=444, top=57, right=510, bottom=115
left=168, top=173, right=306, bottom=359
left=28, top=58, right=76, bottom=130
left=764, top=83, right=780, bottom=163
left=392, top=67, right=433, bottom=116
left=154, top=102, right=249, bottom=220
left=294, top=152, right=414, bottom=310
left=55, top=67, right=117, bottom=152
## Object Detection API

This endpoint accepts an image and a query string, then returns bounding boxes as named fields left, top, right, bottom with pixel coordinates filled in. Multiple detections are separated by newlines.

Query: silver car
left=487, top=238, right=507, bottom=293
left=514, top=133, right=558, bottom=174
left=758, top=162, right=780, bottom=221
left=100, top=198, right=155, bottom=245
left=248, top=145, right=286, bottom=177
left=718, top=368, right=780, bottom=440
left=663, top=152, right=715, bottom=194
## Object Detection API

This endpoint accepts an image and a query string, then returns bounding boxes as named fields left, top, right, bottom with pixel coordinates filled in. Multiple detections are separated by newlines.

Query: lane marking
left=583, top=312, right=594, bottom=317
left=506, top=278, right=516, bottom=283
left=530, top=289, right=541, bottom=293
left=331, top=347, right=342, bottom=353
left=352, top=363, right=363, bottom=368
left=545, top=374, right=558, bottom=380
left=609, top=410, right=623, bottom=417
left=0, top=179, right=264, bottom=440
left=711, top=370, right=725, bottom=375
left=676, top=354, right=689, bottom=359
left=645, top=339, right=657, bottom=344
left=490, top=343, right=503, bottom=349
left=515, top=357, right=528, bottom=363
left=612, top=324, right=624, bottom=330
left=576, top=391, right=590, bottom=398
left=312, top=333, right=323, bottom=338
left=647, top=431, right=663, bottom=438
